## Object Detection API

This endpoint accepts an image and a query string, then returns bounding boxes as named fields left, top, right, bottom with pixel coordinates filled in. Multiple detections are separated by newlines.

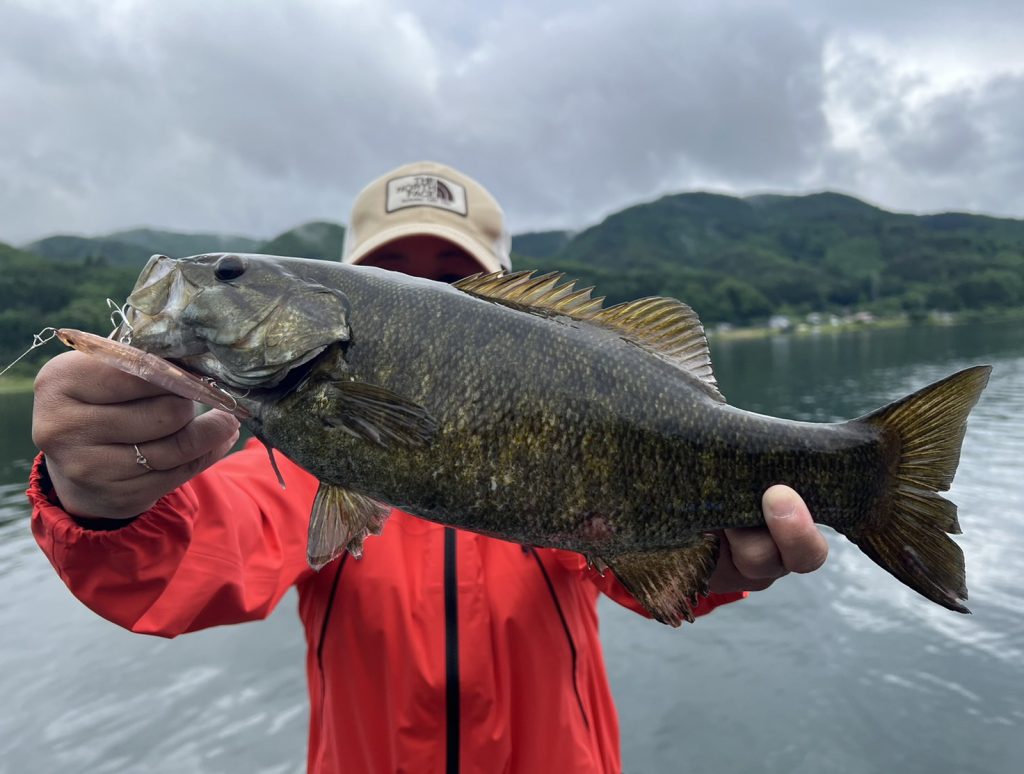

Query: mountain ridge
left=4, top=190, right=1022, bottom=374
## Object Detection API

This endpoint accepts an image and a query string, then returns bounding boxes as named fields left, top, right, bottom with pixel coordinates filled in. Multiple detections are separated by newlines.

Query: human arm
left=29, top=352, right=316, bottom=636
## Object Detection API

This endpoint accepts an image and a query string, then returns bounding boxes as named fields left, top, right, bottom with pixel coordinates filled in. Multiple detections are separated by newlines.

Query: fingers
left=723, top=524, right=785, bottom=581
left=35, top=351, right=175, bottom=404
left=712, top=485, right=829, bottom=594
left=761, top=485, right=829, bottom=575
left=32, top=350, right=242, bottom=520
left=38, top=393, right=200, bottom=447
left=34, top=351, right=231, bottom=449
left=34, top=352, right=198, bottom=448
left=45, top=413, right=240, bottom=519
left=131, top=410, right=241, bottom=475
left=708, top=535, right=775, bottom=594
left=128, top=415, right=240, bottom=504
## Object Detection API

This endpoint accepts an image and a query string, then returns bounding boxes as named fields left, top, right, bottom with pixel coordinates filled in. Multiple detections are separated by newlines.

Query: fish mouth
left=121, top=253, right=352, bottom=390
left=129, top=254, right=180, bottom=315
left=122, top=255, right=205, bottom=358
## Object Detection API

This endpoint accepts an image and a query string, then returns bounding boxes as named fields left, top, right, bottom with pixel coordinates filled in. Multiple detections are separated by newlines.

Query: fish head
left=124, top=253, right=352, bottom=388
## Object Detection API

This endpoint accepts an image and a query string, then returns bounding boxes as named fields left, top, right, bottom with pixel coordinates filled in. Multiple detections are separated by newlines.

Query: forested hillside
left=513, top=192, right=1024, bottom=322
left=4, top=192, right=1023, bottom=376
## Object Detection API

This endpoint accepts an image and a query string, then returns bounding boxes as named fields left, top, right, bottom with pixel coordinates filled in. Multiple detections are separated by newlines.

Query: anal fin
left=602, top=533, right=720, bottom=626
left=307, top=483, right=391, bottom=570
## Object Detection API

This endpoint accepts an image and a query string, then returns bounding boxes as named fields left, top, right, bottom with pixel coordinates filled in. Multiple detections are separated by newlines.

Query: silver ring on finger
left=133, top=443, right=154, bottom=472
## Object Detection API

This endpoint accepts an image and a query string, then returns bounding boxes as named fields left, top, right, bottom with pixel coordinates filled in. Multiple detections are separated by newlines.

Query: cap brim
left=344, top=223, right=503, bottom=274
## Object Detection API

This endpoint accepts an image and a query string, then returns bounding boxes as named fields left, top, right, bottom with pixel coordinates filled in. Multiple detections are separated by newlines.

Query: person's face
left=358, top=235, right=486, bottom=283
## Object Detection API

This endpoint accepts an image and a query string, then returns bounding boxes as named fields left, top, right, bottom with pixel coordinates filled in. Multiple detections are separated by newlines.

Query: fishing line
left=0, top=327, right=57, bottom=377
left=2, top=298, right=134, bottom=377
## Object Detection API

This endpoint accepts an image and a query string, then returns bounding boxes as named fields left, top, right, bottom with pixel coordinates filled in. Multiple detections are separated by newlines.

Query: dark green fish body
left=256, top=277, right=886, bottom=546
left=123, top=253, right=990, bottom=624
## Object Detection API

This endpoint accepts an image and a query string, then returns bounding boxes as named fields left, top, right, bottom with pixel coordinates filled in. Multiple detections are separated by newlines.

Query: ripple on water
left=4, top=322, right=1024, bottom=774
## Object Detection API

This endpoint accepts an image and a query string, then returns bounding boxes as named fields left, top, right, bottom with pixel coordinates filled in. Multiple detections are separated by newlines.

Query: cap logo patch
left=386, top=175, right=468, bottom=215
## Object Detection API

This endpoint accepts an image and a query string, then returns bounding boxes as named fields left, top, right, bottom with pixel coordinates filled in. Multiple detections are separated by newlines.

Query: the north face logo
left=386, top=174, right=468, bottom=215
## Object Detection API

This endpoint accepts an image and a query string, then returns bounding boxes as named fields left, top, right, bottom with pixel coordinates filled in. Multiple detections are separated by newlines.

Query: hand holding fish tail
left=32, top=351, right=240, bottom=520
left=709, top=485, right=829, bottom=594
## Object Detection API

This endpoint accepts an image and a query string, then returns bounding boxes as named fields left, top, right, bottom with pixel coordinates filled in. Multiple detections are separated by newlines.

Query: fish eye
left=214, top=254, right=246, bottom=281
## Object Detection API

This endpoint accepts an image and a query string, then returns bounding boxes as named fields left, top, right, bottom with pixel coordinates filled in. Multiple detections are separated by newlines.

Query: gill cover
left=127, top=253, right=352, bottom=388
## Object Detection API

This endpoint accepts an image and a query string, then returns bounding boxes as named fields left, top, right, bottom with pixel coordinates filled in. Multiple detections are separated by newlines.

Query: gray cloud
left=439, top=3, right=831, bottom=228
left=0, top=0, right=1022, bottom=245
left=816, top=41, right=1024, bottom=215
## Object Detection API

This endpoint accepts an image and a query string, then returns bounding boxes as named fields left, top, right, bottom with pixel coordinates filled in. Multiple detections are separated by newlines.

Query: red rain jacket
left=29, top=439, right=743, bottom=773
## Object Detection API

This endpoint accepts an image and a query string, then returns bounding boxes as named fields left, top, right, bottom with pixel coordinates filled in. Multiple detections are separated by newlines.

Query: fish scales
left=257, top=262, right=882, bottom=547
left=119, top=253, right=990, bottom=624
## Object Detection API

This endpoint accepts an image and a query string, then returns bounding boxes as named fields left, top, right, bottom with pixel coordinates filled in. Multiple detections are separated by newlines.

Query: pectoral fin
left=307, top=483, right=391, bottom=569
left=322, top=380, right=438, bottom=449
left=602, top=533, right=720, bottom=626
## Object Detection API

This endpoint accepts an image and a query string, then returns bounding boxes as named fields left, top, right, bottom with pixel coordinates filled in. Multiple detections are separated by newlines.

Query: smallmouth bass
left=120, top=252, right=991, bottom=625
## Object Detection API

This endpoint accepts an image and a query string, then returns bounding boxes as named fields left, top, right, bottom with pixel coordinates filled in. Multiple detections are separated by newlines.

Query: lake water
left=1, top=321, right=1022, bottom=773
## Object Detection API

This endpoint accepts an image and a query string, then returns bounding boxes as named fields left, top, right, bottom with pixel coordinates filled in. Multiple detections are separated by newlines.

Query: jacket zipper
left=444, top=527, right=460, bottom=774
left=317, top=554, right=349, bottom=725
left=528, top=547, right=591, bottom=731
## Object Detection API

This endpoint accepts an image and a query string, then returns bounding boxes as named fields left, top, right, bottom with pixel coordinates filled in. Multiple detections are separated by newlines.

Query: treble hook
left=106, top=298, right=134, bottom=344
left=201, top=377, right=245, bottom=416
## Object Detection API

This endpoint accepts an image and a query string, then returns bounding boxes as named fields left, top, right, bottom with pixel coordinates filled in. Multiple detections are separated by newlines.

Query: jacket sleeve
left=551, top=550, right=746, bottom=619
left=28, top=439, right=318, bottom=638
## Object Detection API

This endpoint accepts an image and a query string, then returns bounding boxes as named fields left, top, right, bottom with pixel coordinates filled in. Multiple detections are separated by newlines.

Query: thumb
left=761, top=485, right=828, bottom=574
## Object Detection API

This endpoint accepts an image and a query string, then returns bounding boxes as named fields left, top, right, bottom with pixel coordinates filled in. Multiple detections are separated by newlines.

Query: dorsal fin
left=455, top=271, right=724, bottom=401
left=454, top=270, right=606, bottom=317
left=590, top=297, right=723, bottom=401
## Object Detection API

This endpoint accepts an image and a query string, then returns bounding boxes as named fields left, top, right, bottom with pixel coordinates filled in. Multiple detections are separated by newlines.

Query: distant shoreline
left=0, top=376, right=35, bottom=393
left=708, top=308, right=1024, bottom=342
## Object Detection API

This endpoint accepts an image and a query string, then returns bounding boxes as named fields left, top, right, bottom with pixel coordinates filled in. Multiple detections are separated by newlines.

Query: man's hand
left=32, top=350, right=241, bottom=520
left=708, top=485, right=829, bottom=594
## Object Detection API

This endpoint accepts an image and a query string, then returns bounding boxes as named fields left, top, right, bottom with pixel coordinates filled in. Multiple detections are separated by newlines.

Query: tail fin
left=844, top=365, right=992, bottom=613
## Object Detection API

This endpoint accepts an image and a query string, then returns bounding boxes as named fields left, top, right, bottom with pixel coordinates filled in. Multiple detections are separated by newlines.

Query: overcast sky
left=2, top=0, right=1023, bottom=244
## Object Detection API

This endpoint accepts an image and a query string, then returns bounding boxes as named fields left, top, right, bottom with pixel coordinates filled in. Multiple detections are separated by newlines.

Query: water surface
left=2, top=321, right=1022, bottom=773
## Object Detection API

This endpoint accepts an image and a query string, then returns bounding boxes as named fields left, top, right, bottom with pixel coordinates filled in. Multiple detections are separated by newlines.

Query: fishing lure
left=3, top=324, right=290, bottom=488
left=53, top=328, right=250, bottom=419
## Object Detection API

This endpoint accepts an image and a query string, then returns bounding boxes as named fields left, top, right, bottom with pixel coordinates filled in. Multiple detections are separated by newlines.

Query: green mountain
left=24, top=235, right=145, bottom=267
left=4, top=190, right=1023, bottom=376
left=106, top=228, right=262, bottom=258
left=1, top=241, right=139, bottom=375
left=0, top=241, right=40, bottom=266
left=523, top=191, right=1024, bottom=323
left=511, top=230, right=573, bottom=261
left=260, top=221, right=347, bottom=261
left=25, top=229, right=263, bottom=269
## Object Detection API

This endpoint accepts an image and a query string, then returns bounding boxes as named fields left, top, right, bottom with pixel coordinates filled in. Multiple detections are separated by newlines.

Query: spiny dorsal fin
left=590, top=297, right=723, bottom=401
left=454, top=270, right=606, bottom=317
left=455, top=271, right=723, bottom=401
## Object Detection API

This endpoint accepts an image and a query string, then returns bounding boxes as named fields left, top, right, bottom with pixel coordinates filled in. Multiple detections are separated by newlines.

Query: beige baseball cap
left=341, top=161, right=512, bottom=273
